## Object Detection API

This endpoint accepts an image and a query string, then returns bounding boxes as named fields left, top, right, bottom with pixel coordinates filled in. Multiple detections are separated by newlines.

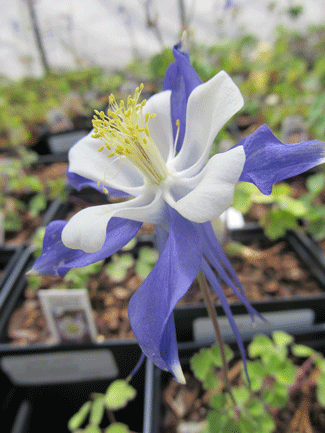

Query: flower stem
left=197, top=270, right=236, bottom=405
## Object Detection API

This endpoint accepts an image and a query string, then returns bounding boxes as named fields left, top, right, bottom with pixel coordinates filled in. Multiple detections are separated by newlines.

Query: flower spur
left=31, top=42, right=325, bottom=383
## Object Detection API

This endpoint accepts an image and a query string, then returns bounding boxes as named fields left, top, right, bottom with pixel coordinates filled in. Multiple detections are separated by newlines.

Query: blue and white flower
left=31, top=42, right=325, bottom=383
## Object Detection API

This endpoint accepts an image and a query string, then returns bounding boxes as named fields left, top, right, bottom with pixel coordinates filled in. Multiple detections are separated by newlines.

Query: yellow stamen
left=92, top=84, right=168, bottom=185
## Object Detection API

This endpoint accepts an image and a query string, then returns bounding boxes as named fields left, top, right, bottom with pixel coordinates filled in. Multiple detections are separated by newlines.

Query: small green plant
left=0, top=152, right=69, bottom=241
left=64, top=261, right=104, bottom=288
left=232, top=172, right=325, bottom=241
left=105, top=253, right=134, bottom=283
left=135, top=246, right=159, bottom=280
left=190, top=331, right=325, bottom=433
left=68, top=379, right=136, bottom=433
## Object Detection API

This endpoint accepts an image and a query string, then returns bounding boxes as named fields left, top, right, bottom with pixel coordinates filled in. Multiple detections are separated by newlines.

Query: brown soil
left=178, top=238, right=322, bottom=306
left=6, top=233, right=323, bottom=346
left=7, top=263, right=143, bottom=346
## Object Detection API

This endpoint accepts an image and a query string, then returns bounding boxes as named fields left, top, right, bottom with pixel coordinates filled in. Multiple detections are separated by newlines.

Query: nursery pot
left=143, top=323, right=325, bottom=433
left=174, top=226, right=325, bottom=343
left=32, top=128, right=91, bottom=163
left=2, top=340, right=146, bottom=433
left=0, top=244, right=146, bottom=432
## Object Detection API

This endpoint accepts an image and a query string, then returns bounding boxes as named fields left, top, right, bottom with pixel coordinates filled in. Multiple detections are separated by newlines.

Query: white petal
left=62, top=190, right=167, bottom=253
left=68, top=132, right=145, bottom=196
left=142, top=90, right=174, bottom=162
left=170, top=146, right=245, bottom=223
left=171, top=70, right=244, bottom=176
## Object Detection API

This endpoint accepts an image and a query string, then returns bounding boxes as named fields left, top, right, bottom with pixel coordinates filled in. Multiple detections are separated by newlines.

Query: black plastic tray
left=2, top=341, right=146, bottom=433
left=0, top=245, right=25, bottom=294
left=0, top=241, right=146, bottom=431
left=143, top=323, right=325, bottom=433
left=32, top=128, right=91, bottom=162
left=174, top=227, right=325, bottom=343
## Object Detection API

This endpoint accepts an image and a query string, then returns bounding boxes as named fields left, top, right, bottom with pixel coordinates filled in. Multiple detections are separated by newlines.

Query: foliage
left=67, top=379, right=136, bottom=432
left=135, top=246, right=159, bottom=280
left=105, top=253, right=134, bottom=283
left=0, top=151, right=68, bottom=238
left=232, top=171, right=325, bottom=241
left=0, top=68, right=124, bottom=148
left=190, top=332, right=325, bottom=433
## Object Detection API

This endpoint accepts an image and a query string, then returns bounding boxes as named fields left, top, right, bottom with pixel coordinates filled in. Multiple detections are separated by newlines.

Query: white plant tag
left=38, top=289, right=98, bottom=343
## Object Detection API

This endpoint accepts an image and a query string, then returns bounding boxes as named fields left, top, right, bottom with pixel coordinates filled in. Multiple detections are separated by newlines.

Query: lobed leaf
left=105, top=380, right=136, bottom=411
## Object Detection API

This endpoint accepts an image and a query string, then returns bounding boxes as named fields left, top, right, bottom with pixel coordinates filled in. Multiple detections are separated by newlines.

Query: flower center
left=91, top=84, right=169, bottom=185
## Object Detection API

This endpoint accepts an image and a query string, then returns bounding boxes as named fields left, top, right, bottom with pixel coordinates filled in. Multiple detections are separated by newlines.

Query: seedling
left=190, top=331, right=325, bottom=433
left=135, top=247, right=158, bottom=280
left=68, top=379, right=136, bottom=433
left=106, top=253, right=134, bottom=283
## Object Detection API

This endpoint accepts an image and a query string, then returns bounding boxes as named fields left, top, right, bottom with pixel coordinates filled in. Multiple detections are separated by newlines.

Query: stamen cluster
left=92, top=84, right=168, bottom=185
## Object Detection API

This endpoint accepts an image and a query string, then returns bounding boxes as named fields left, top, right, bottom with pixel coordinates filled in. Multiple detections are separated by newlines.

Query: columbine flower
left=31, top=42, right=325, bottom=383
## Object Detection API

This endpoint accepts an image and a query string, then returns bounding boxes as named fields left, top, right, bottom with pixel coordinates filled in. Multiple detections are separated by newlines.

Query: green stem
left=107, top=409, right=116, bottom=424
left=197, top=270, right=236, bottom=405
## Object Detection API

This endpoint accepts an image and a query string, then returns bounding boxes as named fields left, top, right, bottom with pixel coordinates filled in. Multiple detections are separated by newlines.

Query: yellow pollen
left=91, top=84, right=168, bottom=185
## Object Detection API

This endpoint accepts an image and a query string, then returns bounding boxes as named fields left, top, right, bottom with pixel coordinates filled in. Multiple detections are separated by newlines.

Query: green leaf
left=272, top=183, right=292, bottom=198
left=210, top=343, right=234, bottom=367
left=210, top=393, right=226, bottom=410
left=247, top=360, right=266, bottom=378
left=231, top=184, right=253, bottom=214
left=232, top=386, right=250, bottom=406
left=106, top=262, right=128, bottom=282
left=119, top=253, right=134, bottom=268
left=29, top=192, right=47, bottom=217
left=248, top=334, right=273, bottom=358
left=105, top=423, right=130, bottom=433
left=4, top=210, right=22, bottom=232
left=317, top=385, right=325, bottom=407
left=207, top=410, right=227, bottom=433
left=137, top=247, right=159, bottom=264
left=238, top=414, right=256, bottom=433
left=202, top=368, right=220, bottom=390
left=291, top=344, right=315, bottom=358
left=135, top=261, right=154, bottom=280
left=190, top=348, right=214, bottom=381
left=121, top=238, right=137, bottom=251
left=272, top=331, right=294, bottom=347
left=277, top=196, right=307, bottom=217
left=317, top=374, right=325, bottom=407
left=254, top=411, right=276, bottom=433
left=262, top=382, right=288, bottom=407
left=26, top=274, right=42, bottom=290
left=68, top=401, right=91, bottom=431
left=260, top=209, right=298, bottom=240
left=248, top=374, right=263, bottom=392
left=222, top=418, right=241, bottom=433
left=247, top=398, right=264, bottom=417
left=89, top=397, right=105, bottom=426
left=275, top=359, right=297, bottom=385
left=306, top=172, right=325, bottom=195
left=84, top=425, right=101, bottom=433
left=315, top=358, right=325, bottom=373
left=308, top=219, right=325, bottom=241
left=105, top=380, right=136, bottom=410
left=265, top=353, right=283, bottom=374
left=31, top=227, right=45, bottom=258
left=318, top=373, right=325, bottom=388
